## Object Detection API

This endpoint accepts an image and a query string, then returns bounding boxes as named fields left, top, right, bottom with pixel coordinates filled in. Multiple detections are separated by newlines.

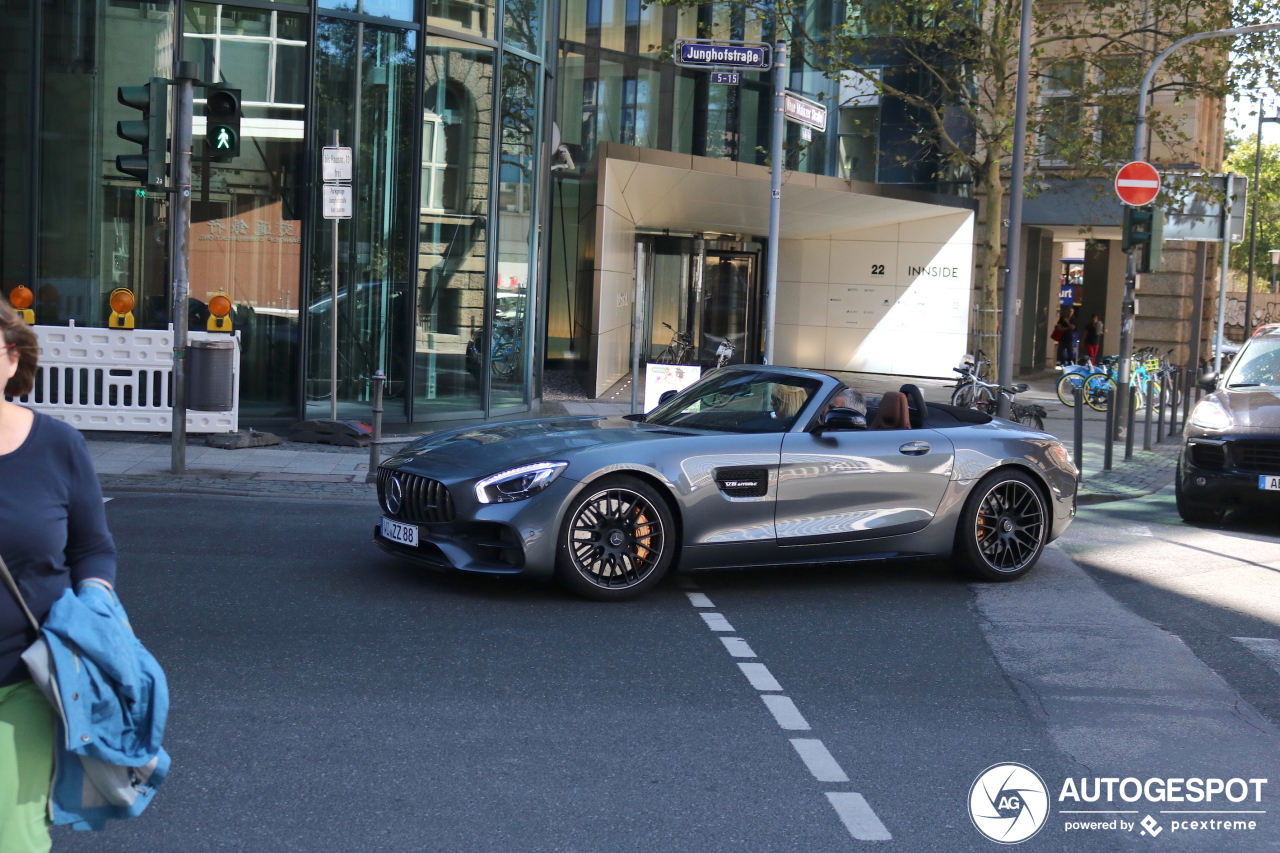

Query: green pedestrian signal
left=115, top=79, right=168, bottom=187
left=203, top=86, right=241, bottom=161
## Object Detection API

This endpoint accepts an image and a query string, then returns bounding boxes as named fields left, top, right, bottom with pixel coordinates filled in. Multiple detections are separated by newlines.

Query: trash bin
left=186, top=339, right=236, bottom=412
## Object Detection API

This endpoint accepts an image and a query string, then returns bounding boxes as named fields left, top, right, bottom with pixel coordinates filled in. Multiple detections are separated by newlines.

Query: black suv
left=1177, top=326, right=1280, bottom=522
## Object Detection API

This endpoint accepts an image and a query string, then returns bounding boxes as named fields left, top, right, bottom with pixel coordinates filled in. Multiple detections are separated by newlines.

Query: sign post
left=321, top=136, right=352, bottom=421
left=170, top=61, right=198, bottom=474
left=765, top=41, right=786, bottom=365
left=1112, top=160, right=1161, bottom=430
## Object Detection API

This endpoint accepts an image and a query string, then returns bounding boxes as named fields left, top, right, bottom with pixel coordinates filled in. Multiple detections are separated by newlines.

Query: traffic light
left=116, top=79, right=168, bottom=187
left=1121, top=205, right=1164, bottom=273
left=204, top=86, right=241, bottom=161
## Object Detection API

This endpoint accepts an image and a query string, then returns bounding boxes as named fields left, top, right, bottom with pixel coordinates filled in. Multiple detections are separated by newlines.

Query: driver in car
left=823, top=386, right=867, bottom=417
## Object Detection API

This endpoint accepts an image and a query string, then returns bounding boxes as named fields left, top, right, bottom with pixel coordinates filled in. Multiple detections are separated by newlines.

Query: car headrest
left=899, top=383, right=928, bottom=428
left=871, top=391, right=912, bottom=430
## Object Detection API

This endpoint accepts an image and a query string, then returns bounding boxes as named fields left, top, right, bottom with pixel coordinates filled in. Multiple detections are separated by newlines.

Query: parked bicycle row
left=1054, top=347, right=1181, bottom=413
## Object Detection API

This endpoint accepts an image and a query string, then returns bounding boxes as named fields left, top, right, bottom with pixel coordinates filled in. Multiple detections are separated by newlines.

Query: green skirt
left=0, top=680, right=54, bottom=853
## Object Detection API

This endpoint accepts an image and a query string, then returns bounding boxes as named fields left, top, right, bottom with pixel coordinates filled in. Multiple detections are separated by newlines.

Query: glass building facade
left=2, top=0, right=972, bottom=420
left=1, top=0, right=550, bottom=423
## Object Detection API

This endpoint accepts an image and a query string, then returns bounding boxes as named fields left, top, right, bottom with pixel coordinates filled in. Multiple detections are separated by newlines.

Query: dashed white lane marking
left=103, top=497, right=113, bottom=503
left=720, top=637, right=756, bottom=658
left=701, top=612, right=735, bottom=632
left=685, top=579, right=891, bottom=841
left=826, top=793, right=893, bottom=841
left=790, top=738, right=850, bottom=783
left=1233, top=637, right=1280, bottom=676
left=761, top=695, right=811, bottom=730
left=1120, top=523, right=1153, bottom=537
left=739, top=662, right=783, bottom=691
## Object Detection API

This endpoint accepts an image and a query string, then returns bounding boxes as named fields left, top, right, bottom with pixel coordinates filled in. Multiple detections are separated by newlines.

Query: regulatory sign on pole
left=674, top=39, right=771, bottom=70
left=322, top=184, right=352, bottom=219
left=1115, top=161, right=1161, bottom=207
left=321, top=146, right=353, bottom=182
left=783, top=91, right=827, bottom=133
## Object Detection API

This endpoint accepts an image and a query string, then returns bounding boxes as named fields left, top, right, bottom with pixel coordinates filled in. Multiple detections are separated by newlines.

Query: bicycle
left=954, top=373, right=1046, bottom=430
left=655, top=322, right=695, bottom=365
left=950, top=352, right=993, bottom=409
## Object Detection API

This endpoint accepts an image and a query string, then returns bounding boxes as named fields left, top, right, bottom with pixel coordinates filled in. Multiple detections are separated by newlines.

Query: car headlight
left=1189, top=399, right=1232, bottom=431
left=475, top=462, right=569, bottom=504
left=1045, top=443, right=1078, bottom=476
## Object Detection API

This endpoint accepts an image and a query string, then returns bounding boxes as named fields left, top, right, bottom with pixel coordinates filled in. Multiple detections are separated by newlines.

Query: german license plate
left=380, top=517, right=418, bottom=546
left=1260, top=476, right=1280, bottom=491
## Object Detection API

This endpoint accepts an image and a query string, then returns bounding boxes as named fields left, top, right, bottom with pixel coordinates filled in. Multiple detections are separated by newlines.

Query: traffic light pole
left=171, top=61, right=197, bottom=474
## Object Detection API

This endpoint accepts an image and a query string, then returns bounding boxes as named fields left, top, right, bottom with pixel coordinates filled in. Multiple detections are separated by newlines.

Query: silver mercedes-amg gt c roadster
left=373, top=366, right=1078, bottom=600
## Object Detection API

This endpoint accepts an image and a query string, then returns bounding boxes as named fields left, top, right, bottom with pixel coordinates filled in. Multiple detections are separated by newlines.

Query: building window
left=1038, top=59, right=1085, bottom=164
left=183, top=3, right=307, bottom=109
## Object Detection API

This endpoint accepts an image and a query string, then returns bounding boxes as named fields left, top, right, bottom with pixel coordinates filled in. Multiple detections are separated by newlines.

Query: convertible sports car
left=373, top=366, right=1078, bottom=600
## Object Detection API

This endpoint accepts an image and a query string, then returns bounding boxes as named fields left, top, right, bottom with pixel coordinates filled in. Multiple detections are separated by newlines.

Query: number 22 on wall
left=871, top=264, right=885, bottom=276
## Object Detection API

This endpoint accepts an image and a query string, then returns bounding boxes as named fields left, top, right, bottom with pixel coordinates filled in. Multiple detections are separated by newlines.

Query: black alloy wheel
left=556, top=475, right=676, bottom=600
left=956, top=469, right=1048, bottom=581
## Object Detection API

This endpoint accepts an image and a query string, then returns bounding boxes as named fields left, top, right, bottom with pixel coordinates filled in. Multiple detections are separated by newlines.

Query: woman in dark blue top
left=0, top=299, right=117, bottom=852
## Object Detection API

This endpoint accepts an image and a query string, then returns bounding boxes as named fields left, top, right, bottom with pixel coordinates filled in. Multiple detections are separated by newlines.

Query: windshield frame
left=643, top=367, right=830, bottom=434
left=1223, top=335, right=1280, bottom=389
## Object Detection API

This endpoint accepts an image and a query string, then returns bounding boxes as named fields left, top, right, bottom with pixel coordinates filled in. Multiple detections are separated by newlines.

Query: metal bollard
left=1104, top=387, right=1115, bottom=471
left=366, top=370, right=385, bottom=484
left=1073, top=384, right=1084, bottom=479
left=1143, top=383, right=1154, bottom=451
left=1125, top=390, right=1136, bottom=461
left=1155, top=377, right=1165, bottom=444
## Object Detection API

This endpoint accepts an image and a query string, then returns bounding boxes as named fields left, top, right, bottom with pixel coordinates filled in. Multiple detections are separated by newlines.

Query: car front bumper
left=372, top=476, right=576, bottom=578
left=1179, top=436, right=1280, bottom=510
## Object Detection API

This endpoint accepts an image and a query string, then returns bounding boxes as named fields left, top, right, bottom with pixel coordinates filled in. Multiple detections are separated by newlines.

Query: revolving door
left=641, top=235, right=763, bottom=369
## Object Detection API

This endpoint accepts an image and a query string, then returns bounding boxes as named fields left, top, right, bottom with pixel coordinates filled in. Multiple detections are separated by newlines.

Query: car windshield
left=1225, top=338, right=1280, bottom=388
left=645, top=370, right=822, bottom=433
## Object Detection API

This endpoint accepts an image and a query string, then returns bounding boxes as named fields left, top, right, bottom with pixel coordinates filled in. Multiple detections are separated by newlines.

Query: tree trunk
left=976, top=155, right=1004, bottom=378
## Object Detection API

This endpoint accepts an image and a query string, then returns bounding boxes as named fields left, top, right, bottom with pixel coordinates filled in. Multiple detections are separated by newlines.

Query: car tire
left=555, top=475, right=677, bottom=601
left=1175, top=470, right=1224, bottom=524
left=954, top=468, right=1049, bottom=582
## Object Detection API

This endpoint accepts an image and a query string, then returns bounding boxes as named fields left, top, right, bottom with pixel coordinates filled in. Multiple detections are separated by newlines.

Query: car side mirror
left=657, top=390, right=678, bottom=406
left=1197, top=371, right=1219, bottom=392
left=816, top=407, right=867, bottom=432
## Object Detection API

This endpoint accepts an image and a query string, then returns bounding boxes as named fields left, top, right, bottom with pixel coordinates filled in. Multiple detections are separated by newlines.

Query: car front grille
left=1232, top=441, right=1280, bottom=475
left=1189, top=443, right=1225, bottom=471
left=377, top=468, right=456, bottom=523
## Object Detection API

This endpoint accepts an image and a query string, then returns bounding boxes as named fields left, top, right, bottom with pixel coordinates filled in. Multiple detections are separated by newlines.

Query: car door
left=774, top=425, right=954, bottom=547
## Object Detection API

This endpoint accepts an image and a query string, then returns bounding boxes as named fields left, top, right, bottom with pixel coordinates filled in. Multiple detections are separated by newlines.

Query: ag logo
left=969, top=763, right=1049, bottom=844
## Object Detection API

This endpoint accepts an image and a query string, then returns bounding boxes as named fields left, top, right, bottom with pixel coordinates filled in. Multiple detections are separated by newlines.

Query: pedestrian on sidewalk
left=1053, top=307, right=1077, bottom=367
left=1084, top=314, right=1105, bottom=364
left=0, top=299, right=118, bottom=853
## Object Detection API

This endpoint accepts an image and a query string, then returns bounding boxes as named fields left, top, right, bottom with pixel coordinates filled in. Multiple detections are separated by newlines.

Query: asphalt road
left=51, top=491, right=1280, bottom=852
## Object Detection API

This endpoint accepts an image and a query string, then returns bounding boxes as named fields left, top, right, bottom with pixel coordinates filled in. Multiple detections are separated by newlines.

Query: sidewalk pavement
left=92, top=368, right=1185, bottom=506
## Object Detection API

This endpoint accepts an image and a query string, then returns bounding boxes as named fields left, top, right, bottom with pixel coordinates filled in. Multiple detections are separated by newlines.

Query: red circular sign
left=1115, top=161, right=1161, bottom=206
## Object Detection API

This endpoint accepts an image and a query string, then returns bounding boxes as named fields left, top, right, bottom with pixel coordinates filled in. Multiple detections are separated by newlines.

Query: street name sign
left=321, top=146, right=353, bottom=182
left=1115, top=161, right=1161, bottom=207
left=783, top=91, right=827, bottom=133
left=710, top=71, right=741, bottom=85
left=322, top=184, right=352, bottom=219
left=674, top=39, right=771, bottom=70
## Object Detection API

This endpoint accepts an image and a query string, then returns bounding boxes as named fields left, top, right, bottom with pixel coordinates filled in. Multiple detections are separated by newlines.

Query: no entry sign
left=1115, top=161, right=1161, bottom=207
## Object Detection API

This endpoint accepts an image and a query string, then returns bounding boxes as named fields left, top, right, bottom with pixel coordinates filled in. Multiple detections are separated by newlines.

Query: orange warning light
left=8, top=286, right=33, bottom=310
left=109, top=288, right=135, bottom=314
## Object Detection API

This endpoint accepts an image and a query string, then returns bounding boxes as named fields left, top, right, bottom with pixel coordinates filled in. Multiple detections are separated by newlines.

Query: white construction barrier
left=13, top=323, right=239, bottom=433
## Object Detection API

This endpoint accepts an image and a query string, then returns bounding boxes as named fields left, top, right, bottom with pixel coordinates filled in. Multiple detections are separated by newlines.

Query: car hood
left=1211, top=387, right=1280, bottom=431
left=383, top=416, right=693, bottom=479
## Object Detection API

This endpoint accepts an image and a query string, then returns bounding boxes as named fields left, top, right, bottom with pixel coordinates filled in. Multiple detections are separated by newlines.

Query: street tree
left=657, top=0, right=1280, bottom=375
left=1224, top=134, right=1280, bottom=284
